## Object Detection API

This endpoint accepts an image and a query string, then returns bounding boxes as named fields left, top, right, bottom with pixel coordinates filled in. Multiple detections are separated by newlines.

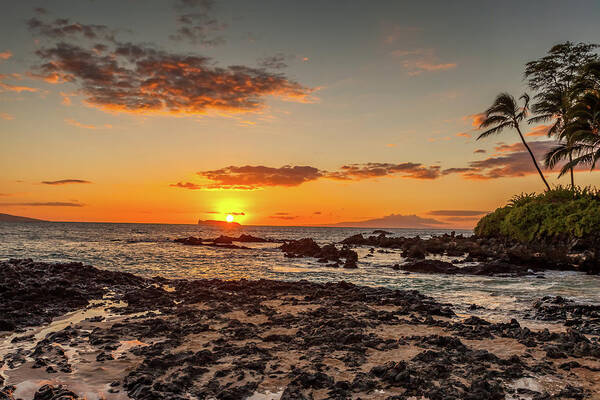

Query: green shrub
left=474, top=186, right=600, bottom=243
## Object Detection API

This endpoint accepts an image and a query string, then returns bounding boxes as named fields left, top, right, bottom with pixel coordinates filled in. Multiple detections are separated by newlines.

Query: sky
left=1, top=0, right=600, bottom=228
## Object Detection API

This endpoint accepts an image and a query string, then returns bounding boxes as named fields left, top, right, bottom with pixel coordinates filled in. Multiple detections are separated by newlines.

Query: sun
left=226, top=214, right=234, bottom=223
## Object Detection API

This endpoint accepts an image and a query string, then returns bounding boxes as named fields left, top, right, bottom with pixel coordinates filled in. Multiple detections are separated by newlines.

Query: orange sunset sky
left=1, top=1, right=600, bottom=228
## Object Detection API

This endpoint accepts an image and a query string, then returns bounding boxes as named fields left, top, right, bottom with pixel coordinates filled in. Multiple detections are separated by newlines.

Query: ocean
left=1, top=221, right=599, bottom=322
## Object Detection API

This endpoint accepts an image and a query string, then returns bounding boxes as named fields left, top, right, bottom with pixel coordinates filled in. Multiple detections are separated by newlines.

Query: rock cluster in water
left=342, top=231, right=598, bottom=274
left=0, top=259, right=599, bottom=399
left=281, top=238, right=359, bottom=268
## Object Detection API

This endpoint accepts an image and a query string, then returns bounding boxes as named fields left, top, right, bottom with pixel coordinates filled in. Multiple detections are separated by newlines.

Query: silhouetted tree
left=478, top=93, right=551, bottom=191
left=550, top=62, right=600, bottom=175
left=525, top=41, right=599, bottom=187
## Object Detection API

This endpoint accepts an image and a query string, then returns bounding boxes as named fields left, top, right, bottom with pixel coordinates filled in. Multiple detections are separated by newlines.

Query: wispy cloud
left=390, top=48, right=456, bottom=76
left=0, top=112, right=14, bottom=120
left=41, top=179, right=92, bottom=185
left=65, top=118, right=112, bottom=130
left=0, top=74, right=38, bottom=93
left=0, top=51, right=12, bottom=60
left=258, top=54, right=288, bottom=69
left=2, top=201, right=84, bottom=207
left=463, top=113, right=485, bottom=128
left=526, top=124, right=551, bottom=137
left=428, top=210, right=488, bottom=216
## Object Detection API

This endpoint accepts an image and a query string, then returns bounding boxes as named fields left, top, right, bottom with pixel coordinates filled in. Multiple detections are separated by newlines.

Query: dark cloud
left=428, top=210, right=489, bottom=216
left=445, top=140, right=594, bottom=181
left=3, top=202, right=83, bottom=207
left=331, top=213, right=447, bottom=229
left=33, top=41, right=312, bottom=114
left=198, top=165, right=323, bottom=189
left=258, top=54, right=288, bottom=69
left=327, top=163, right=441, bottom=180
left=41, top=179, right=92, bottom=185
left=228, top=212, right=245, bottom=216
left=173, top=160, right=448, bottom=191
left=474, top=149, right=487, bottom=154
left=463, top=141, right=555, bottom=180
left=273, top=212, right=290, bottom=215
left=313, top=211, right=322, bottom=215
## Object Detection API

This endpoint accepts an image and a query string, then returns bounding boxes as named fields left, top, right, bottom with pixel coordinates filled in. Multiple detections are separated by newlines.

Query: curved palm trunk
left=569, top=153, right=575, bottom=189
left=515, top=124, right=551, bottom=191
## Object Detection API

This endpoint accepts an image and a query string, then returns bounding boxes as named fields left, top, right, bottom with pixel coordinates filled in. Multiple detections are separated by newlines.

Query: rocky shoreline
left=172, top=230, right=599, bottom=276
left=1, top=259, right=599, bottom=399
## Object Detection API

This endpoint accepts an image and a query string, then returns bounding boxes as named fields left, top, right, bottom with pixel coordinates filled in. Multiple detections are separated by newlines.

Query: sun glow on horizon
left=226, top=214, right=234, bottom=223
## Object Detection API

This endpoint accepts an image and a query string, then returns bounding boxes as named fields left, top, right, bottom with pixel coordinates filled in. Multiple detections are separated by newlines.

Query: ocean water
left=1, top=221, right=599, bottom=322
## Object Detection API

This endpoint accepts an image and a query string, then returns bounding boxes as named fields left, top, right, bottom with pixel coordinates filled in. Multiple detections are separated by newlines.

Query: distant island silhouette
left=198, top=219, right=241, bottom=228
left=0, top=213, right=46, bottom=223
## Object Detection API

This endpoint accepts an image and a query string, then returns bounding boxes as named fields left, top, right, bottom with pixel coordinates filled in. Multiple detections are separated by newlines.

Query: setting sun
left=226, top=214, right=234, bottom=223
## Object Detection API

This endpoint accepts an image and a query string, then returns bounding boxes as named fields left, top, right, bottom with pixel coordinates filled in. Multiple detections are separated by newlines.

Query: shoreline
left=1, top=259, right=600, bottom=399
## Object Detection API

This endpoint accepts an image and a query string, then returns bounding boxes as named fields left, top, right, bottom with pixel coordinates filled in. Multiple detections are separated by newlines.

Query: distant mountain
left=0, top=213, right=46, bottom=223
left=328, top=213, right=447, bottom=229
left=198, top=219, right=241, bottom=228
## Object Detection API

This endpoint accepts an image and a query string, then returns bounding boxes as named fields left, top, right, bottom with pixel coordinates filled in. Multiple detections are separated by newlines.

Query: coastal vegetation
left=475, top=186, right=600, bottom=246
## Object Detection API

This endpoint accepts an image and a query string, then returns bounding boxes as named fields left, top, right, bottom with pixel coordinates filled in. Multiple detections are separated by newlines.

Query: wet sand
left=1, top=259, right=599, bottom=399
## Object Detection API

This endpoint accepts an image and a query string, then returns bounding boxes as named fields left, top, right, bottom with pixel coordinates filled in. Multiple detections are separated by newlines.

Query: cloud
left=65, top=118, right=112, bottom=129
left=331, top=213, right=447, bottom=228
left=0, top=112, right=14, bottom=120
left=3, top=202, right=84, bottom=207
left=32, top=41, right=313, bottom=115
left=174, top=161, right=448, bottom=190
left=258, top=54, right=288, bottom=69
left=447, top=140, right=592, bottom=180
left=473, top=149, right=486, bottom=154
left=198, top=165, right=323, bottom=189
left=441, top=168, right=474, bottom=175
left=455, top=132, right=471, bottom=138
left=313, top=211, right=322, bottom=215
left=0, top=74, right=39, bottom=93
left=27, top=17, right=114, bottom=41
left=41, top=179, right=92, bottom=185
left=428, top=210, right=489, bottom=216
left=169, top=0, right=227, bottom=46
left=228, top=212, right=245, bottom=216
left=526, top=124, right=551, bottom=137
left=390, top=48, right=456, bottom=76
left=270, top=215, right=298, bottom=220
left=442, top=216, right=482, bottom=222
left=463, top=113, right=486, bottom=128
left=327, top=163, right=441, bottom=180
left=273, top=212, right=290, bottom=215
left=170, top=181, right=203, bottom=190
left=0, top=51, right=12, bottom=60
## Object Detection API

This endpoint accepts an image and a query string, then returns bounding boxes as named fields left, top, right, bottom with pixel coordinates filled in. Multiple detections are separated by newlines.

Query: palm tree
left=477, top=93, right=551, bottom=191
left=525, top=42, right=600, bottom=188
left=550, top=62, right=600, bottom=174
